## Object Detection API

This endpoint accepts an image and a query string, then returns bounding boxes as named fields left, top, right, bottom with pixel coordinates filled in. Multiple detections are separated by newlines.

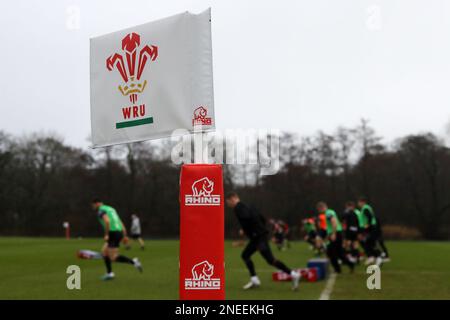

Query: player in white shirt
left=129, top=214, right=145, bottom=250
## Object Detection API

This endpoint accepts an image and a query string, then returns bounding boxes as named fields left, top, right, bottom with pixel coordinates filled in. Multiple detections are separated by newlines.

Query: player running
left=302, top=218, right=317, bottom=247
left=91, top=199, right=143, bottom=280
left=225, top=192, right=300, bottom=290
left=342, top=201, right=361, bottom=263
left=279, top=220, right=291, bottom=249
left=271, top=219, right=288, bottom=251
left=316, top=210, right=328, bottom=251
left=357, top=196, right=383, bottom=266
left=129, top=214, right=145, bottom=250
left=302, top=217, right=323, bottom=255
left=374, top=216, right=390, bottom=262
left=317, top=201, right=354, bottom=273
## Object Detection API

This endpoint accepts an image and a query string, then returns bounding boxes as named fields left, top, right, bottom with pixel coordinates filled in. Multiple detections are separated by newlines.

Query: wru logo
left=106, top=32, right=158, bottom=104
left=106, top=32, right=158, bottom=129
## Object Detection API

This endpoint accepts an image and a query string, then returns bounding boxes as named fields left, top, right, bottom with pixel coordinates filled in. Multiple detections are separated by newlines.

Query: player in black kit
left=225, top=192, right=300, bottom=290
left=342, top=201, right=361, bottom=263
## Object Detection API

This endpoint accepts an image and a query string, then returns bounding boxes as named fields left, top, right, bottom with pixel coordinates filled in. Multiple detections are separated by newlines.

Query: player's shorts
left=318, top=229, right=327, bottom=239
left=274, top=232, right=284, bottom=243
left=345, top=230, right=358, bottom=241
left=307, top=231, right=317, bottom=239
left=107, top=231, right=124, bottom=248
left=130, top=233, right=141, bottom=240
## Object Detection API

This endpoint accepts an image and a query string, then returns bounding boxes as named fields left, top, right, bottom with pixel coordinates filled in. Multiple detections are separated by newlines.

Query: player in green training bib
left=316, top=201, right=354, bottom=273
left=357, top=196, right=383, bottom=267
left=91, top=198, right=143, bottom=280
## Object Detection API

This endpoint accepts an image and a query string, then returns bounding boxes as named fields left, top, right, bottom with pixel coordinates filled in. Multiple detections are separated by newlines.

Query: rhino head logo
left=191, top=260, right=214, bottom=280
left=193, top=106, right=208, bottom=121
left=191, top=177, right=214, bottom=196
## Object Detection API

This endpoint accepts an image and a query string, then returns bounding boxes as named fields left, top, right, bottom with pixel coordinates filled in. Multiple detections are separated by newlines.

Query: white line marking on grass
left=319, top=273, right=337, bottom=300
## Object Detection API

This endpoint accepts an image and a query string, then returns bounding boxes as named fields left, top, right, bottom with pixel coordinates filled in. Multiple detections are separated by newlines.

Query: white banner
left=90, top=9, right=214, bottom=147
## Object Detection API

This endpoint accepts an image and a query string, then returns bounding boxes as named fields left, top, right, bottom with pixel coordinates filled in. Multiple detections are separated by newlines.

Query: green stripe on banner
left=116, top=117, right=153, bottom=129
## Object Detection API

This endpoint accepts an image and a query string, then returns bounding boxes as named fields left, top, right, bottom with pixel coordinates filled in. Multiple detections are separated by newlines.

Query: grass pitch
left=0, top=238, right=449, bottom=299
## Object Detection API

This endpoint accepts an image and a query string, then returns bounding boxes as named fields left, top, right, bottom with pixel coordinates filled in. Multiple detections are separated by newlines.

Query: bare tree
left=396, top=134, right=450, bottom=239
left=354, top=119, right=383, bottom=199
left=335, top=126, right=356, bottom=198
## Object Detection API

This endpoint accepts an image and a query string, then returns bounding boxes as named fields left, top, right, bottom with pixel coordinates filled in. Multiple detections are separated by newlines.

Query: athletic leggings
left=242, top=236, right=291, bottom=276
left=365, top=230, right=381, bottom=258
left=327, top=232, right=353, bottom=273
left=377, top=238, right=389, bottom=256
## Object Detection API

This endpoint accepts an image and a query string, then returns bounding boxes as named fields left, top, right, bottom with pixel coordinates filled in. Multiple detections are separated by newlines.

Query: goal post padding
left=179, top=164, right=225, bottom=300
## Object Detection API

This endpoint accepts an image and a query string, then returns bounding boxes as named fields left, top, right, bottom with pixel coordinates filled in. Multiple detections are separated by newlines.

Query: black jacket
left=234, top=202, right=268, bottom=239
left=342, top=209, right=359, bottom=231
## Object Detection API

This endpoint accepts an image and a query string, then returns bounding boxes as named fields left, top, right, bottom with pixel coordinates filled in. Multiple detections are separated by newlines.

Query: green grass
left=0, top=238, right=449, bottom=299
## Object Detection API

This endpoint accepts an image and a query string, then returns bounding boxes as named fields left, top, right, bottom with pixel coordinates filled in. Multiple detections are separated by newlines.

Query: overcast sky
left=1, top=0, right=450, bottom=148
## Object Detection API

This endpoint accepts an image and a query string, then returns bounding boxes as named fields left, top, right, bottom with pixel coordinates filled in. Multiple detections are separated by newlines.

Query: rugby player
left=357, top=196, right=383, bottom=266
left=316, top=201, right=354, bottom=273
left=342, top=201, right=361, bottom=263
left=225, top=192, right=300, bottom=290
left=302, top=217, right=323, bottom=255
left=316, top=210, right=327, bottom=250
left=91, top=199, right=143, bottom=280
left=130, top=214, right=145, bottom=250
left=272, top=220, right=287, bottom=251
left=374, top=216, right=390, bottom=262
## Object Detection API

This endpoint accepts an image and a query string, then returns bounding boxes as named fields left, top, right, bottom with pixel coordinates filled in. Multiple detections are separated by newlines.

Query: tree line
left=0, top=120, right=449, bottom=239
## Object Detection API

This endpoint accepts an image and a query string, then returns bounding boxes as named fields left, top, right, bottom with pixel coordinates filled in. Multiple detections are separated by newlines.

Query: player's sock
left=103, top=256, right=112, bottom=273
left=116, top=255, right=134, bottom=264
